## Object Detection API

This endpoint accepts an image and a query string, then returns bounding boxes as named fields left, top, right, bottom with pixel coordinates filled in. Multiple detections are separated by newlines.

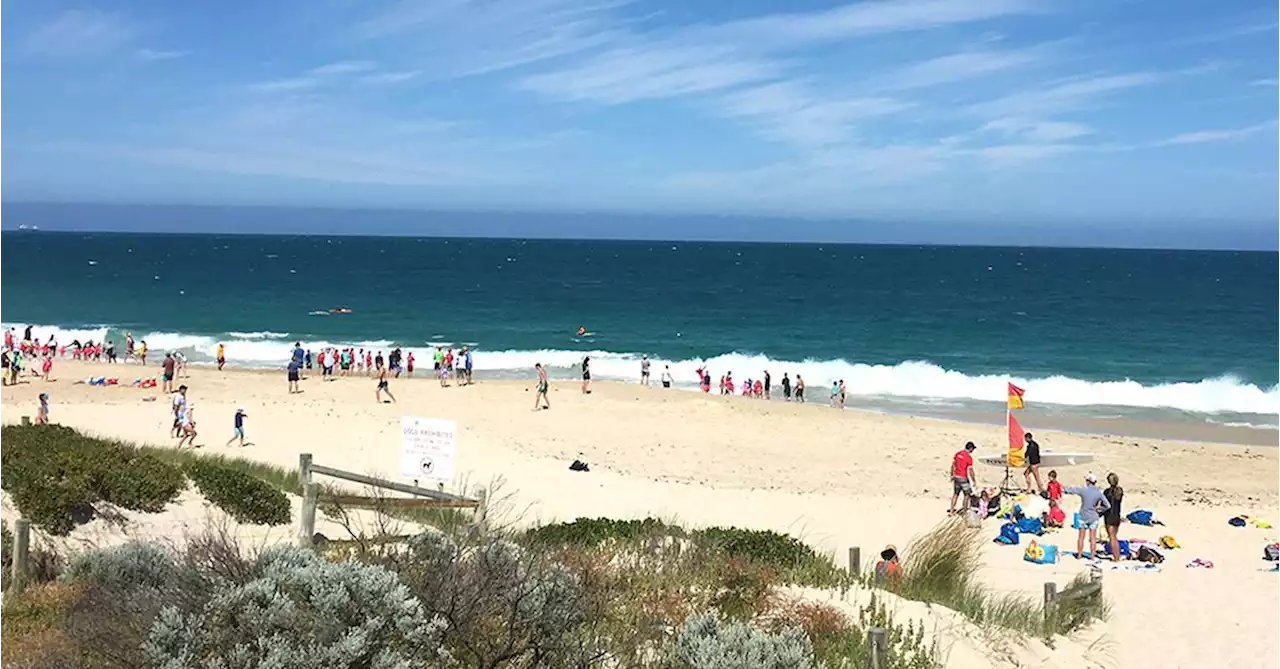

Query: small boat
left=329, top=307, right=353, bottom=315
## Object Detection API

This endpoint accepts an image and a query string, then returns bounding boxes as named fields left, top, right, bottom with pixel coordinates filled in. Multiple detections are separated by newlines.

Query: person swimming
left=577, top=325, right=587, bottom=336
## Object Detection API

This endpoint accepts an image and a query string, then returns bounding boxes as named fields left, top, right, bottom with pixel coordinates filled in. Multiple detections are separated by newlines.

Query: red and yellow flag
left=1007, top=382, right=1025, bottom=410
left=1008, top=411, right=1026, bottom=467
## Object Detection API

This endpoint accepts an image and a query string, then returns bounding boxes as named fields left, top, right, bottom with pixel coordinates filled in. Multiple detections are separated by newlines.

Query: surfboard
left=981, top=452, right=1095, bottom=467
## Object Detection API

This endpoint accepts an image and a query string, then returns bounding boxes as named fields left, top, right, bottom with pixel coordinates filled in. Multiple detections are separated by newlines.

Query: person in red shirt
left=1046, top=469, right=1063, bottom=502
left=949, top=442, right=977, bottom=514
left=1046, top=498, right=1067, bottom=527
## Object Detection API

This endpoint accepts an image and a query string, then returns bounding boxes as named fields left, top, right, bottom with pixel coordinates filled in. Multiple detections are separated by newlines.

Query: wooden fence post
left=473, top=487, right=488, bottom=528
left=20, top=416, right=31, bottom=426
left=298, top=483, right=318, bottom=549
left=1043, top=581, right=1058, bottom=633
left=848, top=546, right=861, bottom=576
left=298, top=453, right=313, bottom=490
left=11, top=518, right=31, bottom=597
left=867, top=626, right=887, bottom=669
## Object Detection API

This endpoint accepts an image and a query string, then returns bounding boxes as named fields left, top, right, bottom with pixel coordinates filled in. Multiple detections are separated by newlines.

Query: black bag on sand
left=569, top=459, right=590, bottom=472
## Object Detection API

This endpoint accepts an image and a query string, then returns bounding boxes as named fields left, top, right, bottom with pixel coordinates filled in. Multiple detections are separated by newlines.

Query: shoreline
left=31, top=358, right=1276, bottom=447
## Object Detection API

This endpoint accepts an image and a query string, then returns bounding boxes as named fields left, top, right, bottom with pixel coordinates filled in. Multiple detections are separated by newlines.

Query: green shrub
left=693, top=527, right=822, bottom=571
left=523, top=516, right=682, bottom=547
left=668, top=613, right=817, bottom=669
left=0, top=425, right=185, bottom=535
left=62, top=542, right=177, bottom=593
left=184, top=461, right=291, bottom=526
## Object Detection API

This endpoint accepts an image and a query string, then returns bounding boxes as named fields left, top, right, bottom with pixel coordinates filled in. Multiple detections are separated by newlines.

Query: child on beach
left=41, top=354, right=53, bottom=381
left=977, top=489, right=991, bottom=519
left=37, top=393, right=49, bottom=424
left=534, top=363, right=551, bottom=410
left=177, top=404, right=198, bottom=448
left=1046, top=470, right=1063, bottom=502
left=226, top=406, right=247, bottom=447
left=1045, top=498, right=1066, bottom=527
left=406, top=352, right=415, bottom=377
left=376, top=364, right=396, bottom=403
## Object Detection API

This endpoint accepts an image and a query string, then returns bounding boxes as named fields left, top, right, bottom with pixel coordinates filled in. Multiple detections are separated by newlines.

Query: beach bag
left=1126, top=510, right=1154, bottom=526
left=1229, top=517, right=1247, bottom=527
left=1136, top=546, right=1165, bottom=564
left=1072, top=512, right=1082, bottom=530
left=995, top=522, right=1020, bottom=545
left=1016, top=517, right=1043, bottom=536
left=1023, top=540, right=1058, bottom=565
left=1264, top=543, right=1279, bottom=562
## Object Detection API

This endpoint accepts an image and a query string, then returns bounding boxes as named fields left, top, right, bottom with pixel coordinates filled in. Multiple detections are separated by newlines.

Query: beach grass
left=890, top=519, right=1105, bottom=638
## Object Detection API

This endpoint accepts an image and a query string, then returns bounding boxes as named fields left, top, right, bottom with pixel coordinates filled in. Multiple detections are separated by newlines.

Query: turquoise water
left=2, top=232, right=1276, bottom=425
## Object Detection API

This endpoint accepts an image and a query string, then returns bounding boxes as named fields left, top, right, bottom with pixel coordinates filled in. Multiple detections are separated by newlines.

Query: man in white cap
left=1063, top=472, right=1111, bottom=560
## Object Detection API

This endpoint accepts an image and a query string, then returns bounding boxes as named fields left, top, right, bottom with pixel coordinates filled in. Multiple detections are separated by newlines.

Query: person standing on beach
left=640, top=356, right=651, bottom=385
left=226, top=406, right=248, bottom=447
left=406, top=351, right=415, bottom=378
left=162, top=353, right=176, bottom=393
left=581, top=356, right=592, bottom=394
left=949, top=442, right=977, bottom=514
left=781, top=373, right=791, bottom=401
left=463, top=346, right=473, bottom=385
left=763, top=370, right=772, bottom=400
left=287, top=356, right=301, bottom=394
left=1023, top=432, right=1044, bottom=493
left=37, top=392, right=50, bottom=425
left=1064, top=473, right=1110, bottom=560
left=171, top=385, right=188, bottom=438
left=795, top=375, right=805, bottom=402
left=138, top=341, right=148, bottom=365
left=125, top=332, right=134, bottom=359
left=534, top=363, right=550, bottom=410
left=376, top=363, right=396, bottom=403
left=1103, top=473, right=1124, bottom=562
left=177, top=404, right=198, bottom=448
left=838, top=380, right=846, bottom=409
left=216, top=343, right=226, bottom=371
left=661, top=365, right=673, bottom=388
left=433, top=346, right=444, bottom=381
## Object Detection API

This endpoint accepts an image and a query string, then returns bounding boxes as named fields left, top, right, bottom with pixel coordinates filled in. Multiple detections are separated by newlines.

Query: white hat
left=1084, top=472, right=1097, bottom=484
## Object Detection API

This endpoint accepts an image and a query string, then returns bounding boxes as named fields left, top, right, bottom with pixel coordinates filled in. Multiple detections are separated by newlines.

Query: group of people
left=285, top=342, right=476, bottom=402
left=949, top=439, right=1127, bottom=562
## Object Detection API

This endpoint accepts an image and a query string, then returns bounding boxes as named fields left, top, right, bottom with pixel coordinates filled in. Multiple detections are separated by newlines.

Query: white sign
left=400, top=416, right=456, bottom=484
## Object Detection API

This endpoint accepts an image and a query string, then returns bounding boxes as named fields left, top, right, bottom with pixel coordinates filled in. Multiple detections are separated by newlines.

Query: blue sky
left=2, top=0, right=1277, bottom=232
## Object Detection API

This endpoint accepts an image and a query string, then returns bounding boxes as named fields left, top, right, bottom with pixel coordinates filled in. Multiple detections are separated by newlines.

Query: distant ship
left=14, top=225, right=40, bottom=231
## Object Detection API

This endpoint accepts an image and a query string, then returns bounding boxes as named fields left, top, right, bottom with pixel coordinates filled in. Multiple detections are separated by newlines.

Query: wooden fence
left=296, top=453, right=485, bottom=548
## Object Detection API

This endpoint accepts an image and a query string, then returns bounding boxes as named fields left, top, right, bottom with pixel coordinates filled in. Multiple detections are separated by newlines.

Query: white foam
left=4, top=322, right=1276, bottom=415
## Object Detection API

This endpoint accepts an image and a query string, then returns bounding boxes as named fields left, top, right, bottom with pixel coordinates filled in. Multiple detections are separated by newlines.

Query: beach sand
left=2, top=360, right=1277, bottom=668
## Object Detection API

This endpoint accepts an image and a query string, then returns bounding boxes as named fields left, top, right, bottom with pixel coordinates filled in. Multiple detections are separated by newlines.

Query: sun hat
left=1084, top=472, right=1098, bottom=484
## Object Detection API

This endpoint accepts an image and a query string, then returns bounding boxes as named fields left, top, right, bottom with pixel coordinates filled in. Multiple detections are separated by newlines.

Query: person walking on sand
left=287, top=356, right=302, bottom=394
left=1103, top=473, right=1124, bottom=562
left=795, top=375, right=806, bottom=403
left=138, top=340, right=148, bottom=365
left=1022, top=432, right=1044, bottom=494
left=226, top=406, right=248, bottom=447
left=216, top=343, right=226, bottom=371
left=948, top=442, right=977, bottom=514
left=376, top=363, right=396, bottom=403
left=37, top=392, right=50, bottom=424
left=171, top=385, right=188, bottom=437
left=176, top=404, right=198, bottom=448
left=534, top=362, right=551, bottom=410
left=1064, top=472, right=1111, bottom=560
left=581, top=356, right=592, bottom=394
left=640, top=356, right=650, bottom=385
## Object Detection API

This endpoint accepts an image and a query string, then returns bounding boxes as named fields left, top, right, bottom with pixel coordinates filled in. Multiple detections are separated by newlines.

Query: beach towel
left=1100, top=539, right=1131, bottom=559
left=995, top=522, right=1020, bottom=545
left=1264, top=543, right=1279, bottom=562
left=1186, top=558, right=1214, bottom=569
left=1023, top=540, right=1058, bottom=564
left=1126, top=510, right=1158, bottom=526
left=1105, top=562, right=1162, bottom=572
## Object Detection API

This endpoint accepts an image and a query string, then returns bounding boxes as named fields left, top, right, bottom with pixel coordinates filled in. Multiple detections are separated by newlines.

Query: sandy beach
left=2, top=359, right=1277, bottom=668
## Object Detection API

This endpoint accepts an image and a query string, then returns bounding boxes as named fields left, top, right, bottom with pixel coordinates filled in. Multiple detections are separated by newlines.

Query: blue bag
left=995, top=522, right=1020, bottom=545
left=1100, top=539, right=1131, bottom=558
left=1016, top=517, right=1043, bottom=536
left=1126, top=510, right=1154, bottom=526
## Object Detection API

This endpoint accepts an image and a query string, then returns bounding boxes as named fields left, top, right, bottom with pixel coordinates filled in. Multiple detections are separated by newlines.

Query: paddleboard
left=981, top=452, right=1095, bottom=467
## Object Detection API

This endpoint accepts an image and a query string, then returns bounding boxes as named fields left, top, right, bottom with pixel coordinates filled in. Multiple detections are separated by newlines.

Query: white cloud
left=720, top=82, right=909, bottom=147
left=136, top=48, right=189, bottom=61
left=1249, top=78, right=1279, bottom=87
left=981, top=117, right=1093, bottom=142
left=1154, top=121, right=1277, bottom=146
left=23, top=10, right=136, bottom=59
left=360, top=71, right=423, bottom=85
left=965, top=72, right=1160, bottom=117
left=311, top=61, right=378, bottom=75
left=248, top=77, right=325, bottom=92
left=872, top=48, right=1043, bottom=90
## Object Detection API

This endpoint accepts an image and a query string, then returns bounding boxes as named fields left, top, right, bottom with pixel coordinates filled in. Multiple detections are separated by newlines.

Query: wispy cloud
left=311, top=60, right=378, bottom=75
left=965, top=72, right=1160, bottom=117
left=980, top=116, right=1093, bottom=142
left=136, top=48, right=189, bottom=61
left=248, top=77, right=325, bottom=92
left=720, top=81, right=909, bottom=147
left=360, top=71, right=423, bottom=85
left=22, top=9, right=136, bottom=59
left=1154, top=121, right=1278, bottom=146
left=871, top=48, right=1043, bottom=90
left=1250, top=78, right=1279, bottom=87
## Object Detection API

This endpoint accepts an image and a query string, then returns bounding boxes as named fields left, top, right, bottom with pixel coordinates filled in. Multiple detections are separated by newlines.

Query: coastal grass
left=891, top=519, right=1106, bottom=638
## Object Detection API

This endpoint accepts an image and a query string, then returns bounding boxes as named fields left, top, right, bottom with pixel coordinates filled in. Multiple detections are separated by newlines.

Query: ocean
left=2, top=232, right=1276, bottom=431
